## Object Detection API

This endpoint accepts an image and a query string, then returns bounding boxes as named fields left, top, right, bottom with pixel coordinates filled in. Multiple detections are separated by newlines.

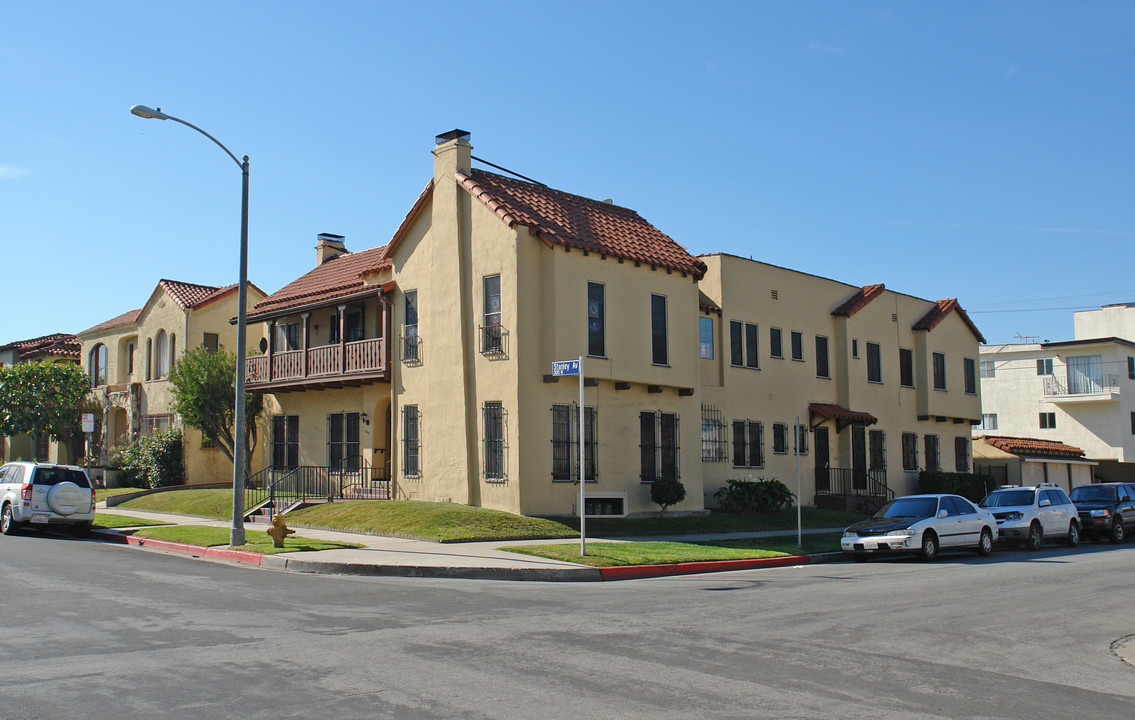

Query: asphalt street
left=1, top=533, right=1133, bottom=719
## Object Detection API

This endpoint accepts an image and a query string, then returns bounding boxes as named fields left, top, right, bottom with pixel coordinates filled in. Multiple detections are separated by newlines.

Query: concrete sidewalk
left=94, top=506, right=844, bottom=582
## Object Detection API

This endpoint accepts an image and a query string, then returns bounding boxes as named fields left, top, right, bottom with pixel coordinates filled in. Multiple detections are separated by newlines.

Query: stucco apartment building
left=978, top=302, right=1135, bottom=484
left=0, top=333, right=82, bottom=464
left=78, top=278, right=267, bottom=484
left=243, top=130, right=984, bottom=517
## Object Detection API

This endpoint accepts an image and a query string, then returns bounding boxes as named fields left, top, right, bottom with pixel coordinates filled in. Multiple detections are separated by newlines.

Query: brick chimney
left=315, top=233, right=347, bottom=266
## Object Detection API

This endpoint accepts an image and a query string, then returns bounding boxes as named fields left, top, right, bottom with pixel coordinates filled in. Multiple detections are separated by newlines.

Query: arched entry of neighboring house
left=110, top=407, right=129, bottom=450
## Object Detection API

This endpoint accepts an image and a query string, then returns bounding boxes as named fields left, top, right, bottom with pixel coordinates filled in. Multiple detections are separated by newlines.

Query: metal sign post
left=552, top=357, right=586, bottom=555
left=795, top=414, right=802, bottom=549
left=81, top=413, right=95, bottom=485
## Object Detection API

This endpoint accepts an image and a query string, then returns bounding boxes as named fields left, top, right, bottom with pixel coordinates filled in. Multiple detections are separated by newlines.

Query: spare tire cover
left=47, top=482, right=86, bottom=516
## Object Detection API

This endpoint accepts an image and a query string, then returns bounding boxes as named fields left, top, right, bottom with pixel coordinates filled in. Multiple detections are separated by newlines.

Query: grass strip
left=95, top=487, right=148, bottom=504
left=128, top=524, right=364, bottom=555
left=93, top=513, right=172, bottom=529
left=537, top=508, right=864, bottom=537
left=502, top=533, right=842, bottom=567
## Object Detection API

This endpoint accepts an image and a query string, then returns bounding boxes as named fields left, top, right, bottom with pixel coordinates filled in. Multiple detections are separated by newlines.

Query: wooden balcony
left=245, top=337, right=389, bottom=392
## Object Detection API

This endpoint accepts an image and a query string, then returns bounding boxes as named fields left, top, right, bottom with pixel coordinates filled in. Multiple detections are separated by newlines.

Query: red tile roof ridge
left=79, top=308, right=144, bottom=336
left=249, top=245, right=390, bottom=319
left=1, top=332, right=76, bottom=350
left=1, top=333, right=81, bottom=358
left=913, top=298, right=987, bottom=344
left=158, top=279, right=222, bottom=309
left=978, top=435, right=1085, bottom=457
left=832, top=283, right=886, bottom=317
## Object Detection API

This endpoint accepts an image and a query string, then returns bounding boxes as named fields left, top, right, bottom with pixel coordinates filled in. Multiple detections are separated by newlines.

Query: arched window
left=169, top=333, right=176, bottom=371
left=89, top=344, right=107, bottom=387
left=145, top=339, right=153, bottom=381
left=155, top=331, right=169, bottom=379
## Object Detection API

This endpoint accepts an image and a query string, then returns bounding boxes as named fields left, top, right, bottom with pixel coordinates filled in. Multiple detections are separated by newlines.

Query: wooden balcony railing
left=246, top=337, right=387, bottom=389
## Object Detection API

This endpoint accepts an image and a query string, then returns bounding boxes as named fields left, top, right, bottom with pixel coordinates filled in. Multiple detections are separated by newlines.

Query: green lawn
left=95, top=487, right=146, bottom=504
left=128, top=525, right=364, bottom=555
left=114, top=489, right=234, bottom=519
left=537, top=507, right=864, bottom=537
left=93, top=513, right=173, bottom=529
left=502, top=532, right=843, bottom=567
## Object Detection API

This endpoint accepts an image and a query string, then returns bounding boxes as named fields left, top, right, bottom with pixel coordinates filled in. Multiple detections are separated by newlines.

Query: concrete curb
left=93, top=529, right=848, bottom=581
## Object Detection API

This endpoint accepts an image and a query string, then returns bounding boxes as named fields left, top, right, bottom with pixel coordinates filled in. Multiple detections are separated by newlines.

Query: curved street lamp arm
left=163, top=114, right=244, bottom=170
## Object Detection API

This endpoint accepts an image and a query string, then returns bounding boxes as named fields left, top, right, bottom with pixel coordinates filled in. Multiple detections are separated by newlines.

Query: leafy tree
left=168, top=345, right=263, bottom=479
left=650, top=476, right=687, bottom=518
left=0, top=361, right=91, bottom=442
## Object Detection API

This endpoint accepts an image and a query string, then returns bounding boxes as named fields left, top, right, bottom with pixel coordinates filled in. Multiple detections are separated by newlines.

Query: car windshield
left=1070, top=486, right=1116, bottom=503
left=873, top=497, right=938, bottom=520
left=30, top=467, right=90, bottom=488
left=980, top=489, right=1035, bottom=508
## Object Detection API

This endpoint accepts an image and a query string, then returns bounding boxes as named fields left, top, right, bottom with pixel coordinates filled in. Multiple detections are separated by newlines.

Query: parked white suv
left=0, top=462, right=96, bottom=537
left=978, top=484, right=1080, bottom=550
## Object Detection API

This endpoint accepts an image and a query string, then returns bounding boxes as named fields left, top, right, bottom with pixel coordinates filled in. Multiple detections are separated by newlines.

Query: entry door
left=814, top=427, right=830, bottom=492
left=851, top=425, right=867, bottom=490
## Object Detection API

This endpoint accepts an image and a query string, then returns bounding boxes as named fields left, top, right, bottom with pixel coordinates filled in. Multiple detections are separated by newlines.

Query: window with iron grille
left=700, top=404, right=727, bottom=462
left=924, top=434, right=940, bottom=471
left=772, top=422, right=788, bottom=454
left=902, top=432, right=918, bottom=471
left=790, top=331, right=804, bottom=361
left=964, top=357, right=977, bottom=395
left=483, top=401, right=505, bottom=480
left=588, top=282, right=605, bottom=357
left=402, top=405, right=420, bottom=477
left=866, top=342, right=882, bottom=383
left=328, top=413, right=360, bottom=471
left=955, top=436, right=969, bottom=472
left=899, top=348, right=914, bottom=387
left=272, top=415, right=298, bottom=470
left=551, top=403, right=597, bottom=481
left=933, top=352, right=947, bottom=390
left=732, top=419, right=763, bottom=468
left=639, top=411, right=679, bottom=482
left=869, top=429, right=886, bottom=470
left=651, top=294, right=668, bottom=366
left=794, top=424, right=809, bottom=455
left=815, top=336, right=829, bottom=378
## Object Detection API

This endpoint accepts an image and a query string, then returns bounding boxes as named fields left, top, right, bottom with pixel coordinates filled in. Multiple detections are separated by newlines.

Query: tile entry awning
left=808, top=402, right=878, bottom=432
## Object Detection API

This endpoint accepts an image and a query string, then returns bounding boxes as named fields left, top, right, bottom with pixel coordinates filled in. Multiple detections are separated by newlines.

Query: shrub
left=108, top=429, right=186, bottom=489
left=713, top=477, right=796, bottom=515
left=918, top=471, right=996, bottom=504
left=650, top=476, right=687, bottom=518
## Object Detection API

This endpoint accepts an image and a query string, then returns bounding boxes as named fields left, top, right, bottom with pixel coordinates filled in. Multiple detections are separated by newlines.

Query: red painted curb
left=95, top=530, right=264, bottom=566
left=203, top=547, right=264, bottom=566
left=599, top=554, right=811, bottom=581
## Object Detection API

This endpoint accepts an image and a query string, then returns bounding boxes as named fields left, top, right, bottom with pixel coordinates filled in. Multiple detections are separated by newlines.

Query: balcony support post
left=301, top=313, right=310, bottom=378
left=266, top=319, right=276, bottom=381
left=338, top=304, right=347, bottom=374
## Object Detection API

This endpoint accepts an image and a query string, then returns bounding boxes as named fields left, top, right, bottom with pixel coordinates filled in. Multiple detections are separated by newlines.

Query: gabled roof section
left=913, top=298, right=986, bottom=343
left=249, top=245, right=390, bottom=320
left=456, top=169, right=707, bottom=279
left=159, top=279, right=222, bottom=309
left=978, top=435, right=1086, bottom=459
left=0, top=333, right=81, bottom=358
left=79, top=308, right=143, bottom=336
left=832, top=283, right=885, bottom=317
left=358, top=181, right=433, bottom=276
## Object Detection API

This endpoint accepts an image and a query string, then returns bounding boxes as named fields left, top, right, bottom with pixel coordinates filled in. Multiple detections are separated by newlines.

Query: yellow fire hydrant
left=266, top=514, right=296, bottom=548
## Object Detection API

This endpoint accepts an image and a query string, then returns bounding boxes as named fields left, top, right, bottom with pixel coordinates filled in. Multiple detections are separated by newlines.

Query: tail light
left=21, top=484, right=32, bottom=505
left=90, top=488, right=97, bottom=508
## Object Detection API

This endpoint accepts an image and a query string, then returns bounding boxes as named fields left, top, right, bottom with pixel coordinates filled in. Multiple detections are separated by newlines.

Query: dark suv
left=1069, top=482, right=1135, bottom=544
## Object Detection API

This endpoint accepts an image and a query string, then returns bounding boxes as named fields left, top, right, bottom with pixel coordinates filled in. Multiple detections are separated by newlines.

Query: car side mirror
left=1039, top=499, right=1051, bottom=508
left=938, top=509, right=949, bottom=519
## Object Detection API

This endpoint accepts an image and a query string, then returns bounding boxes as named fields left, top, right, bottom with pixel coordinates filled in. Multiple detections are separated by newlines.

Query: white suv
left=0, top=462, right=96, bottom=537
left=978, top=484, right=1080, bottom=550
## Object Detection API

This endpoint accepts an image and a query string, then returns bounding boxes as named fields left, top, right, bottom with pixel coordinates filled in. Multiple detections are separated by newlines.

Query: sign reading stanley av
left=552, top=359, right=580, bottom=376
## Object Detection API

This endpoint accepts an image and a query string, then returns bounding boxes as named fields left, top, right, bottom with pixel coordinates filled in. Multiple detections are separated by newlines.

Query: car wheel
left=977, top=528, right=994, bottom=556
left=1066, top=521, right=1080, bottom=547
left=72, top=522, right=92, bottom=539
left=1110, top=518, right=1125, bottom=544
left=919, top=531, right=939, bottom=561
left=1026, top=522, right=1043, bottom=551
left=1, top=504, right=21, bottom=536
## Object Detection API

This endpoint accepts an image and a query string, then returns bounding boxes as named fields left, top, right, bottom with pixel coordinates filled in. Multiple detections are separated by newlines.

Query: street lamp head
left=130, top=104, right=169, bottom=120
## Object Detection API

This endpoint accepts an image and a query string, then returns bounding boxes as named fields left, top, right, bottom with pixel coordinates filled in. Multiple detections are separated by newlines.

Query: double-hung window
left=729, top=321, right=758, bottom=369
left=769, top=327, right=783, bottom=359
left=815, top=336, right=829, bottom=378
left=933, top=352, right=947, bottom=390
left=866, top=342, right=882, bottom=383
left=271, top=415, right=299, bottom=470
left=790, top=331, right=804, bottom=361
left=552, top=404, right=598, bottom=481
left=588, top=282, right=605, bottom=357
left=639, top=411, right=679, bottom=482
left=698, top=317, right=714, bottom=359
left=1036, top=358, right=1053, bottom=375
left=328, top=412, right=360, bottom=471
left=731, top=420, right=763, bottom=468
left=979, top=360, right=995, bottom=379
left=650, top=294, right=668, bottom=366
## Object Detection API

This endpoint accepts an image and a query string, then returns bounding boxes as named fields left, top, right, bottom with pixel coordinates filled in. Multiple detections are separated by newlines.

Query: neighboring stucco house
left=77, top=279, right=267, bottom=485
left=242, top=130, right=985, bottom=518
left=978, top=303, right=1135, bottom=483
left=0, top=333, right=82, bottom=464
left=973, top=435, right=1095, bottom=493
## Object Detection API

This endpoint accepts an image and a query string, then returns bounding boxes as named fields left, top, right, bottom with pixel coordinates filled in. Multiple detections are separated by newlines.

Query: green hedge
left=713, top=477, right=796, bottom=515
left=108, top=428, right=186, bottom=489
left=918, top=471, right=996, bottom=504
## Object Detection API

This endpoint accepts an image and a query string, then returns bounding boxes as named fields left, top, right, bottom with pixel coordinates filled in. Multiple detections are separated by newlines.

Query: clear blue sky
left=3, top=1, right=1132, bottom=347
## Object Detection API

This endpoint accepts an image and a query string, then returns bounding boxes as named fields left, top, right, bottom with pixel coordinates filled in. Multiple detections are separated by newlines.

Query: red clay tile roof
left=698, top=291, right=722, bottom=314
left=0, top=333, right=81, bottom=358
left=978, top=435, right=1085, bottom=458
left=808, top=402, right=878, bottom=427
left=456, top=169, right=707, bottom=279
left=250, top=245, right=390, bottom=319
left=159, top=279, right=222, bottom=309
left=832, top=283, right=885, bottom=317
left=80, top=308, right=143, bottom=335
left=913, top=298, right=987, bottom=343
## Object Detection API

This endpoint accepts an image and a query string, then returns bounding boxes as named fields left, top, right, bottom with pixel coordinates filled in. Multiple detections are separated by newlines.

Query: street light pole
left=130, top=105, right=250, bottom=547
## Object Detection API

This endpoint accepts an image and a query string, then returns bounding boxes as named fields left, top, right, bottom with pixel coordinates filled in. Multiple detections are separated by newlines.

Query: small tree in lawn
left=0, top=362, right=91, bottom=450
left=651, top=476, right=687, bottom=518
left=168, top=345, right=263, bottom=481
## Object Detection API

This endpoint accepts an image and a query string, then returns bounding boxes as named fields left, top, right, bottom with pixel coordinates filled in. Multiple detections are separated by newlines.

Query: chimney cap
left=317, top=233, right=345, bottom=241
left=435, top=129, right=471, bottom=145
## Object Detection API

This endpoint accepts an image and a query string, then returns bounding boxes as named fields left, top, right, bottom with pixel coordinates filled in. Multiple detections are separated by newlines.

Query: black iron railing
left=814, top=467, right=893, bottom=513
left=244, top=457, right=390, bottom=521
